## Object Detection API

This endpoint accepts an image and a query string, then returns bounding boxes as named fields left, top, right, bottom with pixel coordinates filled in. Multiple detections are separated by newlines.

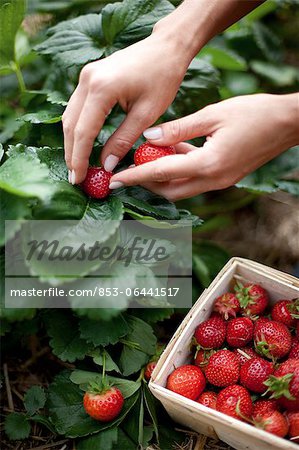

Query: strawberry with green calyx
left=83, top=352, right=124, bottom=422
left=254, top=320, right=291, bottom=360
left=166, top=365, right=206, bottom=400
left=234, top=281, right=269, bottom=317
left=271, top=299, right=299, bottom=328
left=254, top=410, right=289, bottom=438
left=216, top=385, right=253, bottom=422
left=213, top=293, right=240, bottom=320
left=264, top=359, right=299, bottom=411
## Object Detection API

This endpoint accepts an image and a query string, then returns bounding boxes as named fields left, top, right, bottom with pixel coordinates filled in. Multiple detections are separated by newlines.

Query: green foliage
left=24, top=386, right=46, bottom=416
left=4, top=412, right=31, bottom=440
left=0, top=0, right=25, bottom=68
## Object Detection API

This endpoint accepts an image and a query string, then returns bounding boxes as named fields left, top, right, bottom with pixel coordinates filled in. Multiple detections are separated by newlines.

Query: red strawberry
left=233, top=347, right=258, bottom=366
left=235, top=281, right=269, bottom=316
left=240, top=357, right=274, bottom=393
left=206, top=350, right=240, bottom=387
left=254, top=411, right=289, bottom=438
left=253, top=399, right=278, bottom=419
left=194, top=315, right=226, bottom=349
left=290, top=340, right=299, bottom=359
left=213, top=293, right=240, bottom=320
left=81, top=167, right=112, bottom=199
left=83, top=386, right=124, bottom=422
left=285, top=411, right=299, bottom=443
left=271, top=299, right=298, bottom=328
left=134, top=142, right=175, bottom=165
left=264, top=359, right=299, bottom=411
left=166, top=365, right=206, bottom=400
left=297, top=322, right=299, bottom=338
left=226, top=317, right=254, bottom=348
left=216, top=385, right=253, bottom=422
left=144, top=361, right=157, bottom=381
left=197, top=391, right=217, bottom=409
left=194, top=348, right=214, bottom=372
left=254, top=320, right=292, bottom=360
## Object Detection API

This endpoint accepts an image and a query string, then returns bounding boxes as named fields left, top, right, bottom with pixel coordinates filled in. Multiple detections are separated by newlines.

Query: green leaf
left=0, top=190, right=31, bottom=245
left=222, top=71, right=259, bottom=96
left=77, top=428, right=118, bottom=450
left=102, top=0, right=173, bottom=47
left=79, top=314, right=129, bottom=347
left=250, top=60, right=299, bottom=86
left=251, top=22, right=283, bottom=63
left=35, top=14, right=105, bottom=68
left=20, top=109, right=62, bottom=124
left=0, top=152, right=55, bottom=200
left=130, top=307, right=174, bottom=323
left=193, top=242, right=230, bottom=287
left=237, top=146, right=299, bottom=194
left=46, top=90, right=68, bottom=106
left=24, top=386, right=46, bottom=416
left=120, top=315, right=156, bottom=376
left=44, top=311, right=92, bottom=362
left=4, top=412, right=30, bottom=440
left=47, top=371, right=140, bottom=437
left=0, top=0, right=25, bottom=67
left=244, top=1, right=277, bottom=22
left=113, top=186, right=179, bottom=220
left=90, top=349, right=121, bottom=373
left=143, top=383, right=159, bottom=440
left=198, top=46, right=247, bottom=71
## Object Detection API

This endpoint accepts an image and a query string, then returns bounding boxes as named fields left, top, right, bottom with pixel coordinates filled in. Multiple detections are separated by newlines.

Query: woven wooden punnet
left=149, top=257, right=299, bottom=450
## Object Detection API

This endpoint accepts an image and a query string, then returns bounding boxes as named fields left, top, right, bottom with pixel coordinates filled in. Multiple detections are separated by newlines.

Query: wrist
left=279, top=93, right=299, bottom=148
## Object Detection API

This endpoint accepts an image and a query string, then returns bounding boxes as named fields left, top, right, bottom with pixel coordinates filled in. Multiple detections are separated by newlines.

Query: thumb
left=101, top=105, right=156, bottom=171
left=143, top=107, right=213, bottom=146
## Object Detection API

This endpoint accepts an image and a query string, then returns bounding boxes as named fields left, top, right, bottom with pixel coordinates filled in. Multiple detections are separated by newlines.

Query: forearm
left=153, top=0, right=264, bottom=61
left=280, top=93, right=299, bottom=148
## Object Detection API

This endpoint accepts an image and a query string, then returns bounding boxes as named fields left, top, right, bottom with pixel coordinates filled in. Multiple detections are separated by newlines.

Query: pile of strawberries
left=166, top=281, right=299, bottom=443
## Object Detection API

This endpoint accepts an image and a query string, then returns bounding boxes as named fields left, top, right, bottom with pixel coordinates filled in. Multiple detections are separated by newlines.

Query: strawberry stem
left=263, top=373, right=295, bottom=400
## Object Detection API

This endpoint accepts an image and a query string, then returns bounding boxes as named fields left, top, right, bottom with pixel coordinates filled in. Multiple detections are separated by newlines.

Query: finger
left=62, top=85, right=88, bottom=171
left=174, top=142, right=197, bottom=154
left=101, top=103, right=156, bottom=172
left=71, top=94, right=116, bottom=184
left=143, top=106, right=215, bottom=146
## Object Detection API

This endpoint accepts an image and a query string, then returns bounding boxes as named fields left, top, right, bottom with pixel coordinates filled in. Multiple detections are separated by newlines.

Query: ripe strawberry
left=264, top=359, right=299, bottom=411
left=226, top=317, right=254, bottom=348
left=271, top=299, right=298, bottom=328
left=197, top=391, right=217, bottom=409
left=144, top=361, right=157, bottom=381
left=83, top=386, right=124, bottom=422
left=297, top=322, right=299, bottom=338
left=213, top=293, right=240, bottom=320
left=254, top=411, right=289, bottom=438
left=134, top=142, right=175, bottom=165
left=194, top=315, right=226, bottom=349
left=254, top=320, right=292, bottom=360
left=285, top=411, right=299, bottom=443
left=253, top=399, right=278, bottom=419
left=166, top=365, right=206, bottom=400
left=235, top=281, right=269, bottom=316
left=194, top=348, right=214, bottom=372
left=233, top=347, right=258, bottom=366
left=289, top=340, right=299, bottom=359
left=81, top=167, right=112, bottom=199
left=216, top=385, right=253, bottom=422
left=240, top=357, right=274, bottom=393
left=206, top=350, right=240, bottom=387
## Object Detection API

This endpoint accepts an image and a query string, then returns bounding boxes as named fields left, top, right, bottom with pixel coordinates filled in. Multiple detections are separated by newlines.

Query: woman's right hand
left=62, top=30, right=191, bottom=184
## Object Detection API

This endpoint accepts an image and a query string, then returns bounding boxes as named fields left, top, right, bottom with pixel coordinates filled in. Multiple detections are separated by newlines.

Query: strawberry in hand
left=134, top=142, right=175, bottom=165
left=81, top=166, right=112, bottom=199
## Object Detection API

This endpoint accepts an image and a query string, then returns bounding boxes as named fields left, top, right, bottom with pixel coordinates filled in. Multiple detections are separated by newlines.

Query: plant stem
left=102, top=350, right=106, bottom=381
left=11, top=61, right=26, bottom=92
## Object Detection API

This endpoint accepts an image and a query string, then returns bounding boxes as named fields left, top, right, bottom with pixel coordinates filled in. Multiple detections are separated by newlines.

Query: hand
left=109, top=93, right=299, bottom=201
left=62, top=31, right=191, bottom=184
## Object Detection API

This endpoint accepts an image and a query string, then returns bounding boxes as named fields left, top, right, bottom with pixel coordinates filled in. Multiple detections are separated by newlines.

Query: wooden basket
left=149, top=257, right=299, bottom=450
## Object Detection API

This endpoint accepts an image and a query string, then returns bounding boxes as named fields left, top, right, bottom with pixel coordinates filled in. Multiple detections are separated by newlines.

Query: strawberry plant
left=1, top=0, right=299, bottom=449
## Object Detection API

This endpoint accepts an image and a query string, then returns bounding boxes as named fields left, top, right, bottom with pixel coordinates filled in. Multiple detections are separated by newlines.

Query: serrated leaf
left=4, top=412, right=30, bottom=440
left=90, top=349, right=121, bottom=373
left=24, top=386, right=46, bottom=416
left=120, top=315, right=156, bottom=376
left=47, top=371, right=140, bottom=437
left=0, top=0, right=25, bottom=67
left=35, top=14, right=105, bottom=68
left=79, top=314, right=129, bottom=347
left=46, top=90, right=68, bottom=106
left=44, top=311, right=92, bottom=362
left=0, top=190, right=31, bottom=245
left=76, top=428, right=118, bottom=450
left=0, top=152, right=55, bottom=200
left=20, top=109, right=62, bottom=124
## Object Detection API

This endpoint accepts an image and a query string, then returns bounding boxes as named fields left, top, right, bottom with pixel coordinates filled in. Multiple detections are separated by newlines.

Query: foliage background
left=0, top=0, right=298, bottom=449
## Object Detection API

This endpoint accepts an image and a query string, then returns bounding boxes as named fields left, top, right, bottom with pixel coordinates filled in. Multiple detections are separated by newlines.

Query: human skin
left=62, top=0, right=264, bottom=185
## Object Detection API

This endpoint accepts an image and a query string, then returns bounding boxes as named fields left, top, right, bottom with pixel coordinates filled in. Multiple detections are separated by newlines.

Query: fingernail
left=109, top=181, right=124, bottom=190
left=104, top=154, right=119, bottom=172
left=68, top=170, right=71, bottom=183
left=143, top=127, right=163, bottom=140
left=71, top=170, right=76, bottom=185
